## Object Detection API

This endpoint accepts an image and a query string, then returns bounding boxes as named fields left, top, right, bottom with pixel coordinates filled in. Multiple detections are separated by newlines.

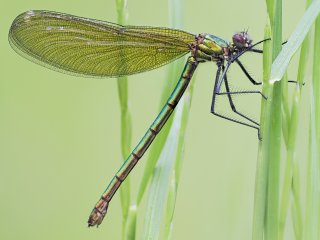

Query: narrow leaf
left=270, top=0, right=320, bottom=83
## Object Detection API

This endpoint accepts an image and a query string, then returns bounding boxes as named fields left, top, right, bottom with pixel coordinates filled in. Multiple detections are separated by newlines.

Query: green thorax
left=196, top=34, right=231, bottom=61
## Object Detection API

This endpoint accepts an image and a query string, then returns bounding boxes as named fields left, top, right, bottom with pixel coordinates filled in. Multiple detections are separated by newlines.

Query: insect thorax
left=194, top=34, right=231, bottom=62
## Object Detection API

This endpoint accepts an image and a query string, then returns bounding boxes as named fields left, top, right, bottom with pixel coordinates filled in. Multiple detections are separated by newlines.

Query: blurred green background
left=0, top=0, right=310, bottom=239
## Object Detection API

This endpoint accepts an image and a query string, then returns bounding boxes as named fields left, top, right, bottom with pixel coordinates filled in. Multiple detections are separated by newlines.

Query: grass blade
left=115, top=0, right=132, bottom=238
left=162, top=60, right=195, bottom=240
left=135, top=0, right=184, bottom=208
left=265, top=1, right=283, bottom=239
left=125, top=205, right=137, bottom=240
left=253, top=0, right=283, bottom=239
left=142, top=1, right=191, bottom=238
left=252, top=24, right=272, bottom=240
left=304, top=12, right=320, bottom=239
left=254, top=0, right=320, bottom=239
left=142, top=103, right=182, bottom=240
left=270, top=0, right=320, bottom=83
left=279, top=0, right=311, bottom=238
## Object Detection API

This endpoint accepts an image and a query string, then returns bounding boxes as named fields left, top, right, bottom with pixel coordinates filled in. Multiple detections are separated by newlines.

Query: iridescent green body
left=89, top=57, right=198, bottom=225
left=8, top=10, right=255, bottom=227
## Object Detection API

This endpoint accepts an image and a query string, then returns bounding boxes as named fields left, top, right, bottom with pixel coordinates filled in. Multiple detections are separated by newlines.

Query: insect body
left=8, top=10, right=267, bottom=227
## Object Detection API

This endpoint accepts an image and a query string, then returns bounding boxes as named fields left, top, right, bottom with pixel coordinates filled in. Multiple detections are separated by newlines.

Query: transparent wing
left=9, top=10, right=195, bottom=77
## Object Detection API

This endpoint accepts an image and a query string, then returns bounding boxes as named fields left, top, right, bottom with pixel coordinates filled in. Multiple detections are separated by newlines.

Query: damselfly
left=9, top=10, right=268, bottom=227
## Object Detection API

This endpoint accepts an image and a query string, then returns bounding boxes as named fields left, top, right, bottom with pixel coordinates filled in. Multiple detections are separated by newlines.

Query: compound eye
left=232, top=32, right=252, bottom=48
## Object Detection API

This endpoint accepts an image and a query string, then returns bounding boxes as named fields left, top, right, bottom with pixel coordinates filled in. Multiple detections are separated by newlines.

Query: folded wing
left=9, top=10, right=195, bottom=77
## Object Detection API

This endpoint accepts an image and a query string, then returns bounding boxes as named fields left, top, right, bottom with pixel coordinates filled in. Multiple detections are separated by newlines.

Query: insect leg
left=235, top=59, right=262, bottom=85
left=210, top=64, right=261, bottom=138
left=218, top=70, right=260, bottom=126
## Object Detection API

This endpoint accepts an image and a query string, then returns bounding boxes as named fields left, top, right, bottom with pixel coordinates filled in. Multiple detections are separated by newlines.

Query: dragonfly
left=9, top=10, right=268, bottom=227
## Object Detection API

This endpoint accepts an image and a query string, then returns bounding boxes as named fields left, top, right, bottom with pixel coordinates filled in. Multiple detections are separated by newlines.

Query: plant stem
left=304, top=11, right=320, bottom=240
left=279, top=1, right=311, bottom=238
left=252, top=24, right=272, bottom=240
left=115, top=0, right=132, bottom=239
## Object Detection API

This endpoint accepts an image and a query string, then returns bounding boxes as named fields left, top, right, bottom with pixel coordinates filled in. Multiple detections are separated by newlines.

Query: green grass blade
left=125, top=205, right=137, bottom=240
left=292, top=159, right=303, bottom=240
left=304, top=13, right=320, bottom=239
left=162, top=63, right=195, bottom=240
left=313, top=13, right=320, bottom=171
left=136, top=0, right=184, bottom=207
left=252, top=24, right=272, bottom=240
left=163, top=1, right=189, bottom=238
left=304, top=86, right=320, bottom=239
left=315, top=17, right=320, bottom=240
left=279, top=0, right=311, bottom=238
left=266, top=0, right=274, bottom=23
left=253, top=0, right=283, bottom=239
left=270, top=0, right=320, bottom=83
left=281, top=73, right=290, bottom=145
left=256, top=0, right=320, bottom=239
left=163, top=177, right=176, bottom=240
left=142, top=1, right=190, bottom=238
left=115, top=0, right=132, bottom=238
left=142, top=104, right=183, bottom=240
left=265, top=0, right=282, bottom=239
left=136, top=66, right=177, bottom=206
